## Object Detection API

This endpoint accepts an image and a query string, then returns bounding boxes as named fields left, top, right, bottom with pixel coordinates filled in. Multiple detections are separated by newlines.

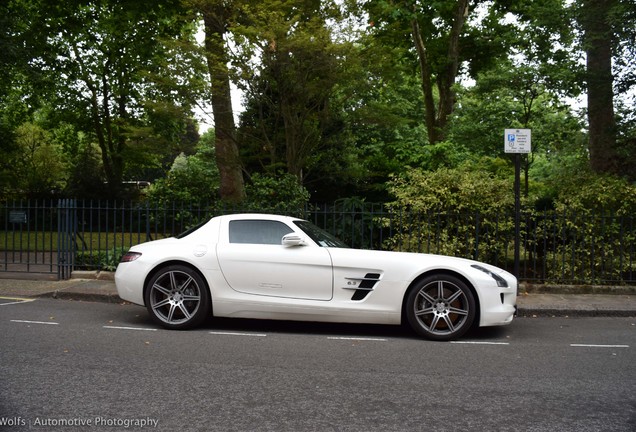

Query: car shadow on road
left=202, top=316, right=416, bottom=339
left=115, top=303, right=514, bottom=342
left=200, top=316, right=513, bottom=342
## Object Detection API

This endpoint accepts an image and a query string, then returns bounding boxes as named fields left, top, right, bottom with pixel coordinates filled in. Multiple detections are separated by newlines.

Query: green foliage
left=552, top=165, right=636, bottom=216
left=324, top=197, right=380, bottom=249
left=143, top=171, right=310, bottom=234
left=47, top=122, right=106, bottom=199
left=1, top=0, right=633, bottom=254
left=448, top=62, right=585, bottom=159
left=9, top=122, right=68, bottom=198
left=7, top=0, right=204, bottom=196
left=388, top=162, right=515, bottom=213
left=145, top=140, right=221, bottom=206
left=235, top=0, right=352, bottom=188
left=323, top=53, right=429, bottom=200
left=531, top=166, right=636, bottom=283
left=244, top=172, right=310, bottom=215
left=540, top=211, right=635, bottom=284
left=75, top=247, right=128, bottom=272
left=386, top=163, right=516, bottom=262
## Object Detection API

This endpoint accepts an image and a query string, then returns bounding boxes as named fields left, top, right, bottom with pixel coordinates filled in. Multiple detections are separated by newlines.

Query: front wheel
left=144, top=265, right=210, bottom=330
left=405, top=274, right=476, bottom=341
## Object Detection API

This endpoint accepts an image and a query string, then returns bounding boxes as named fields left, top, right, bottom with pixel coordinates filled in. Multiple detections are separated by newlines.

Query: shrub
left=542, top=169, right=636, bottom=283
left=244, top=172, right=310, bottom=215
left=75, top=247, right=129, bottom=272
left=386, top=163, right=517, bottom=264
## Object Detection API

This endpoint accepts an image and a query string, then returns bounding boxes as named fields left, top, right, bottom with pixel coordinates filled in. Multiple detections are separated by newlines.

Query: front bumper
left=479, top=282, right=518, bottom=327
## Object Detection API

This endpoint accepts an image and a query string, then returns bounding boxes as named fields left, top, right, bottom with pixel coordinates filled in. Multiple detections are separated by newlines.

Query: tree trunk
left=411, top=0, right=469, bottom=145
left=202, top=4, right=245, bottom=202
left=582, top=0, right=619, bottom=175
left=437, top=0, right=469, bottom=134
left=411, top=18, right=440, bottom=144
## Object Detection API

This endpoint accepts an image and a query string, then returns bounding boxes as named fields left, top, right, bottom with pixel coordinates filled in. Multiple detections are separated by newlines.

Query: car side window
left=229, top=220, right=294, bottom=245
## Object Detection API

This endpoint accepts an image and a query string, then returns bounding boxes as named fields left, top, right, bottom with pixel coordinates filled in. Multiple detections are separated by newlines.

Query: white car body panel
left=217, top=243, right=333, bottom=301
left=115, top=214, right=517, bottom=333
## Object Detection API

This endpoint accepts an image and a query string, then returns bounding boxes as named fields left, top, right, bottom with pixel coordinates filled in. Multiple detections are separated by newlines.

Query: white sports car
left=115, top=214, right=517, bottom=341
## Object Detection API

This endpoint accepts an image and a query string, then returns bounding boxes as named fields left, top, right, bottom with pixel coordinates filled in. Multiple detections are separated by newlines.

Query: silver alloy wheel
left=148, top=269, right=202, bottom=326
left=406, top=275, right=475, bottom=340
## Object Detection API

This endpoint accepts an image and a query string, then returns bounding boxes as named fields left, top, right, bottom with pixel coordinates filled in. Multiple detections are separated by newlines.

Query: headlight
left=471, top=264, right=508, bottom=287
left=120, top=252, right=142, bottom=263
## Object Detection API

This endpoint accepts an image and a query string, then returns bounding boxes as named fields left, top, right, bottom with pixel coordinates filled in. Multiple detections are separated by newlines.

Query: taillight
left=120, top=252, right=142, bottom=263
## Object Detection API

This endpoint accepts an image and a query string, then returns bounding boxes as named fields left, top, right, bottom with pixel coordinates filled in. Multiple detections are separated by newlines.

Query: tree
left=578, top=0, right=636, bottom=179
left=361, top=0, right=507, bottom=144
left=12, top=0, right=200, bottom=198
left=448, top=61, right=585, bottom=198
left=360, top=0, right=582, bottom=147
left=411, top=0, right=469, bottom=144
left=12, top=122, right=67, bottom=198
left=579, top=0, right=619, bottom=175
left=145, top=130, right=221, bottom=205
left=234, top=0, right=347, bottom=184
left=189, top=0, right=245, bottom=202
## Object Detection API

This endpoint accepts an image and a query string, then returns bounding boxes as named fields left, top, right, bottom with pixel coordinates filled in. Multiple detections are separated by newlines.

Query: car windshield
left=294, top=220, right=348, bottom=248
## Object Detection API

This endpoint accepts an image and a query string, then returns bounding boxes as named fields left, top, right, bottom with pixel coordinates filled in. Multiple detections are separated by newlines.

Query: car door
left=216, top=218, right=333, bottom=300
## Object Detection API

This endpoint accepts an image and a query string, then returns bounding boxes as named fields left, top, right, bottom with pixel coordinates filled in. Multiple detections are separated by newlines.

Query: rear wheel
left=144, top=265, right=210, bottom=330
left=406, top=274, right=476, bottom=341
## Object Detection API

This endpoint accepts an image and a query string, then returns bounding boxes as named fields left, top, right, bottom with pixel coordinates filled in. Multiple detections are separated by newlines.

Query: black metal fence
left=1, top=199, right=634, bottom=285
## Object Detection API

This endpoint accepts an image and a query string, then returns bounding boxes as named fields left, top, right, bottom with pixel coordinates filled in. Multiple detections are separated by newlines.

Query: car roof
left=212, top=213, right=304, bottom=223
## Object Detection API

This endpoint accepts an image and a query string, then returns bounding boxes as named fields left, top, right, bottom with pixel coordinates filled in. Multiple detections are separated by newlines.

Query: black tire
left=144, top=265, right=210, bottom=330
left=405, top=274, right=476, bottom=341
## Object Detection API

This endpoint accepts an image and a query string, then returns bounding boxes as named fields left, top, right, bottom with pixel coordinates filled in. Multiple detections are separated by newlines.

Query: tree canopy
left=1, top=0, right=634, bottom=209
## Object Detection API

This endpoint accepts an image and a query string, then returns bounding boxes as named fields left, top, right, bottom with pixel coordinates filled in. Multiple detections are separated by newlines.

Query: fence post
left=474, top=212, right=480, bottom=261
left=57, top=199, right=76, bottom=280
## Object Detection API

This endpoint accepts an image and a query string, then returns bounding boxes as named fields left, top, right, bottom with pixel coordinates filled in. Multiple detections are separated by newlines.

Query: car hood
left=326, top=247, right=510, bottom=279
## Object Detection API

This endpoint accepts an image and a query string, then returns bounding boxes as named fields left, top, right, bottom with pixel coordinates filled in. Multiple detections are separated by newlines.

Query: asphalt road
left=1, top=298, right=635, bottom=432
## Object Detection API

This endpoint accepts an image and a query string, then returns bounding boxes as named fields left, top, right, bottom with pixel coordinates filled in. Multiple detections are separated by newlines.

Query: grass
left=0, top=230, right=168, bottom=252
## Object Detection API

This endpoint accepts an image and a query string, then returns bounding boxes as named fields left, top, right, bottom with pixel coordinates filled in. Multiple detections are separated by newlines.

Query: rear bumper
left=114, top=262, right=147, bottom=306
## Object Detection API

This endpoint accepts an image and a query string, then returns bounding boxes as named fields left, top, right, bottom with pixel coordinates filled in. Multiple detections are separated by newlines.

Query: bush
left=75, top=247, right=128, bottom=272
left=386, top=163, right=516, bottom=263
left=244, top=172, right=310, bottom=215
left=542, top=169, right=636, bottom=283
left=146, top=143, right=221, bottom=207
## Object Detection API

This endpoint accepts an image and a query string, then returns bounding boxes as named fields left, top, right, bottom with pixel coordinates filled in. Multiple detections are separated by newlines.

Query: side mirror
left=282, top=234, right=306, bottom=247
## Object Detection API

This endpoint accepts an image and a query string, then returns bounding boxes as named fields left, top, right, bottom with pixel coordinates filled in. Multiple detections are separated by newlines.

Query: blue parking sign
left=504, top=128, right=531, bottom=153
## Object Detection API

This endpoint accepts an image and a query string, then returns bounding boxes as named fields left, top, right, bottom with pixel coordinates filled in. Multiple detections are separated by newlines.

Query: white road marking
left=327, top=336, right=387, bottom=341
left=103, top=325, right=157, bottom=331
left=570, top=344, right=629, bottom=348
left=0, top=297, right=36, bottom=306
left=451, top=341, right=510, bottom=345
left=209, top=331, right=267, bottom=337
left=10, top=319, right=58, bottom=325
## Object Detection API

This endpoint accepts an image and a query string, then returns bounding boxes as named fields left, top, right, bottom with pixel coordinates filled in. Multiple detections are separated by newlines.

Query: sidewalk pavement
left=0, top=273, right=635, bottom=317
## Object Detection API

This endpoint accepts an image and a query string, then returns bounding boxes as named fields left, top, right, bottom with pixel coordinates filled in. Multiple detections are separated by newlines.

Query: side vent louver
left=344, top=273, right=381, bottom=301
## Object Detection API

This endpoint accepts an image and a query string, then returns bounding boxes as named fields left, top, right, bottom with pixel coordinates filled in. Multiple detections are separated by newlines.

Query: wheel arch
left=401, top=269, right=481, bottom=328
left=142, top=260, right=212, bottom=313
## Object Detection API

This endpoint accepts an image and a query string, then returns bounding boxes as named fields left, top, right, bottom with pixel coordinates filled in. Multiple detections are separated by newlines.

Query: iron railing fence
left=1, top=200, right=634, bottom=284
left=1, top=200, right=58, bottom=276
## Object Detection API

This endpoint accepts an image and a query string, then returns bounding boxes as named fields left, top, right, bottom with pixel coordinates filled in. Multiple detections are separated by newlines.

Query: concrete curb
left=521, top=283, right=636, bottom=296
left=517, top=309, right=636, bottom=318
left=37, top=289, right=123, bottom=304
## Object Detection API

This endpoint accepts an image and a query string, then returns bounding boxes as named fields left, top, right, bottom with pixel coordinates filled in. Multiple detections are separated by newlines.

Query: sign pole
left=514, top=153, right=521, bottom=279
left=504, top=128, right=531, bottom=279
